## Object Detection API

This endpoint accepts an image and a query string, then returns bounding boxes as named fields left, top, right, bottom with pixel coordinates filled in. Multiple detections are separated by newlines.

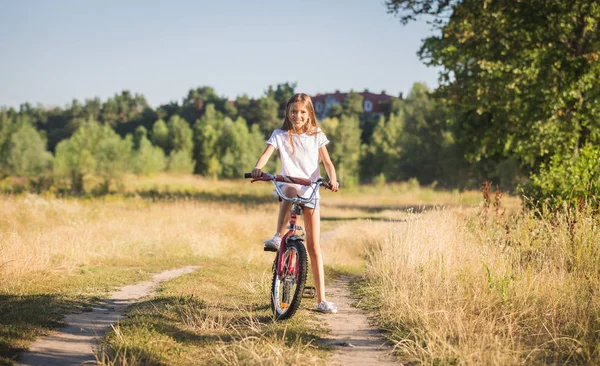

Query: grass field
left=1, top=174, right=597, bottom=365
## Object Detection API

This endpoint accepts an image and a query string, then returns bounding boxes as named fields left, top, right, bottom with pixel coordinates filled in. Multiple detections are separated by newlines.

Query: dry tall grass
left=0, top=191, right=276, bottom=294
left=0, top=177, right=329, bottom=364
left=358, top=206, right=600, bottom=365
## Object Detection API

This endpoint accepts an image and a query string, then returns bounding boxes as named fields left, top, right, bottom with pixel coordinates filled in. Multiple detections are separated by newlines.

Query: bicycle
left=244, top=172, right=331, bottom=320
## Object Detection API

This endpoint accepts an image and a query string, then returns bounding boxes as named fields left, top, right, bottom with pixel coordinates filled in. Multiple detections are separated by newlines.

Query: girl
left=251, top=93, right=339, bottom=314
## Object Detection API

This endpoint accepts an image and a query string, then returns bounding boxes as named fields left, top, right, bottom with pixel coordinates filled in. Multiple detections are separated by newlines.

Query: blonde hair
left=281, top=93, right=322, bottom=154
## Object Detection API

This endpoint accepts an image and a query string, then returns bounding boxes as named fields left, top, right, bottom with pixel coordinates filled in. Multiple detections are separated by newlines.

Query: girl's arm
left=319, top=146, right=339, bottom=192
left=251, top=144, right=275, bottom=178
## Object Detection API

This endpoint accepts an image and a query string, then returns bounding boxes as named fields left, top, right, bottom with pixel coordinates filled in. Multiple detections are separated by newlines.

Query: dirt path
left=320, top=276, right=401, bottom=365
left=18, top=266, right=199, bottom=366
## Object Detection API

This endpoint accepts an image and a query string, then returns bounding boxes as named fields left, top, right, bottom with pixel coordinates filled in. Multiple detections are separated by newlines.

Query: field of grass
left=2, top=174, right=596, bottom=364
left=2, top=174, right=422, bottom=364
left=353, top=203, right=600, bottom=364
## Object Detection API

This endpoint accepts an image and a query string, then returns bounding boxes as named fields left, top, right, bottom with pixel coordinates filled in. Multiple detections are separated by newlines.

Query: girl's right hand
left=251, top=167, right=263, bottom=179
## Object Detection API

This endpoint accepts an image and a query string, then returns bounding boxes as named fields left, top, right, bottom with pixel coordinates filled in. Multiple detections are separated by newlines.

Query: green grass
left=96, top=259, right=330, bottom=365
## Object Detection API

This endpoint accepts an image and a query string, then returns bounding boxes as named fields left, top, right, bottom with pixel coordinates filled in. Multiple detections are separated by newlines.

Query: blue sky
left=0, top=0, right=440, bottom=109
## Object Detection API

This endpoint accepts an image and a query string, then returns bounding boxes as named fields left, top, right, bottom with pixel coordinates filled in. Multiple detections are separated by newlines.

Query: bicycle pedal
left=264, top=246, right=278, bottom=252
left=303, top=286, right=316, bottom=298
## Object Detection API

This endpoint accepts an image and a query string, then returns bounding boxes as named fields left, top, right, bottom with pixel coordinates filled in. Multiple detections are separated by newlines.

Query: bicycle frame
left=245, top=173, right=327, bottom=279
left=277, top=203, right=303, bottom=280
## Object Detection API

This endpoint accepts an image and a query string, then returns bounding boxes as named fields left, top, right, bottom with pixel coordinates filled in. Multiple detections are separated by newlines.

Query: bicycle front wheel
left=271, top=239, right=308, bottom=320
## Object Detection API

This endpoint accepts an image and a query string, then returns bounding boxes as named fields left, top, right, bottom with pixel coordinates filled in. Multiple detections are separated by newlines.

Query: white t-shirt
left=266, top=128, right=330, bottom=199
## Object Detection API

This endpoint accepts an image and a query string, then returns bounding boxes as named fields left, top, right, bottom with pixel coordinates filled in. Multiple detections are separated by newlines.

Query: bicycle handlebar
left=244, top=172, right=331, bottom=190
left=244, top=172, right=332, bottom=204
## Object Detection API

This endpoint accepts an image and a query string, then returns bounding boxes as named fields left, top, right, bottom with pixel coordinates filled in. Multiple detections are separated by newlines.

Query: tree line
left=0, top=76, right=596, bottom=208
left=0, top=82, right=468, bottom=191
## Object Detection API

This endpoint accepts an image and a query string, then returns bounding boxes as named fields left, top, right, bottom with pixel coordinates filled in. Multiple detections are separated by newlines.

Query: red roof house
left=311, top=89, right=402, bottom=120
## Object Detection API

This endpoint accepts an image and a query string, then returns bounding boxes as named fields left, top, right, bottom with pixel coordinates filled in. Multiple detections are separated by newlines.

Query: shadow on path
left=321, top=217, right=407, bottom=223
left=0, top=294, right=92, bottom=365
left=325, top=203, right=440, bottom=213
left=18, top=266, right=198, bottom=366
left=126, top=189, right=276, bottom=206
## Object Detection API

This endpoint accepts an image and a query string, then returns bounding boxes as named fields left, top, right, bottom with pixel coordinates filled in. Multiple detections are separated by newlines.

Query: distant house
left=311, top=89, right=402, bottom=120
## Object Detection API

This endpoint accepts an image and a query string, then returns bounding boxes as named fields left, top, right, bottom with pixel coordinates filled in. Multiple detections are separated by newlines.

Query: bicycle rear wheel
left=271, top=239, right=308, bottom=320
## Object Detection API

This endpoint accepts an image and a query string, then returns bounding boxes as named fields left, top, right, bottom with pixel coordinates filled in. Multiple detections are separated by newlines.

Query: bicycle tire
left=270, top=239, right=308, bottom=320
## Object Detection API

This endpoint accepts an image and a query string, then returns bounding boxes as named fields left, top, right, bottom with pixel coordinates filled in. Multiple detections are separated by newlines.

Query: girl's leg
left=275, top=186, right=297, bottom=235
left=303, top=206, right=326, bottom=303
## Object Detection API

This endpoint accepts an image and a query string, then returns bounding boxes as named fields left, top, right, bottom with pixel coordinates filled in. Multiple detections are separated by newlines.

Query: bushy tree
left=0, top=110, right=15, bottom=176
left=167, top=150, right=195, bottom=174
left=164, top=115, right=194, bottom=174
left=167, top=115, right=193, bottom=153
left=326, top=115, right=362, bottom=187
left=219, top=117, right=265, bottom=179
left=151, top=119, right=169, bottom=152
left=100, top=90, right=148, bottom=126
left=397, top=83, right=452, bottom=185
left=181, top=86, right=230, bottom=123
left=5, top=119, right=53, bottom=177
left=194, top=104, right=224, bottom=177
left=131, top=126, right=166, bottom=175
left=528, top=144, right=600, bottom=209
left=254, top=96, right=280, bottom=139
left=362, top=112, right=405, bottom=181
left=0, top=113, right=53, bottom=178
left=271, top=82, right=297, bottom=118
left=194, top=104, right=267, bottom=178
left=342, top=91, right=364, bottom=116
left=54, top=120, right=131, bottom=193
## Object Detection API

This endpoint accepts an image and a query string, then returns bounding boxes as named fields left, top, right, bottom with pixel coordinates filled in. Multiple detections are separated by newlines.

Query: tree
left=167, top=115, right=193, bottom=153
left=95, top=133, right=132, bottom=191
left=100, top=90, right=148, bottom=126
left=219, top=117, right=265, bottom=179
left=387, top=0, right=600, bottom=170
left=54, top=120, right=131, bottom=193
left=165, top=115, right=194, bottom=174
left=181, top=86, right=229, bottom=123
left=397, top=82, right=450, bottom=184
left=0, top=113, right=53, bottom=178
left=151, top=119, right=169, bottom=152
left=362, top=112, right=405, bottom=181
left=342, top=91, right=364, bottom=116
left=167, top=150, right=195, bottom=174
left=5, top=119, right=53, bottom=178
left=253, top=96, right=280, bottom=138
left=235, top=94, right=252, bottom=124
left=273, top=82, right=297, bottom=118
left=133, top=126, right=147, bottom=150
left=0, top=109, right=15, bottom=176
left=528, top=143, right=600, bottom=209
left=131, top=126, right=167, bottom=175
left=193, top=104, right=224, bottom=177
left=327, top=114, right=362, bottom=187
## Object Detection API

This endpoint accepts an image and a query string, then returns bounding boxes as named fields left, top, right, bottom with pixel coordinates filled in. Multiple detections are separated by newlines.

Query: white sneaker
left=316, top=301, right=338, bottom=314
left=263, top=234, right=281, bottom=250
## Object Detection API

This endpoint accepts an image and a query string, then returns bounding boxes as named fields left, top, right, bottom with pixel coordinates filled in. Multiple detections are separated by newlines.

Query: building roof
left=311, top=89, right=402, bottom=117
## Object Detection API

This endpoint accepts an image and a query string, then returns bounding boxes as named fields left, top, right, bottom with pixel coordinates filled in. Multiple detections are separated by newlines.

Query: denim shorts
left=277, top=183, right=320, bottom=210
left=303, top=199, right=320, bottom=210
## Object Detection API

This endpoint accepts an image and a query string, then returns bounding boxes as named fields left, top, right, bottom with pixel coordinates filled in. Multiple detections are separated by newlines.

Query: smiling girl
left=251, top=93, right=339, bottom=314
